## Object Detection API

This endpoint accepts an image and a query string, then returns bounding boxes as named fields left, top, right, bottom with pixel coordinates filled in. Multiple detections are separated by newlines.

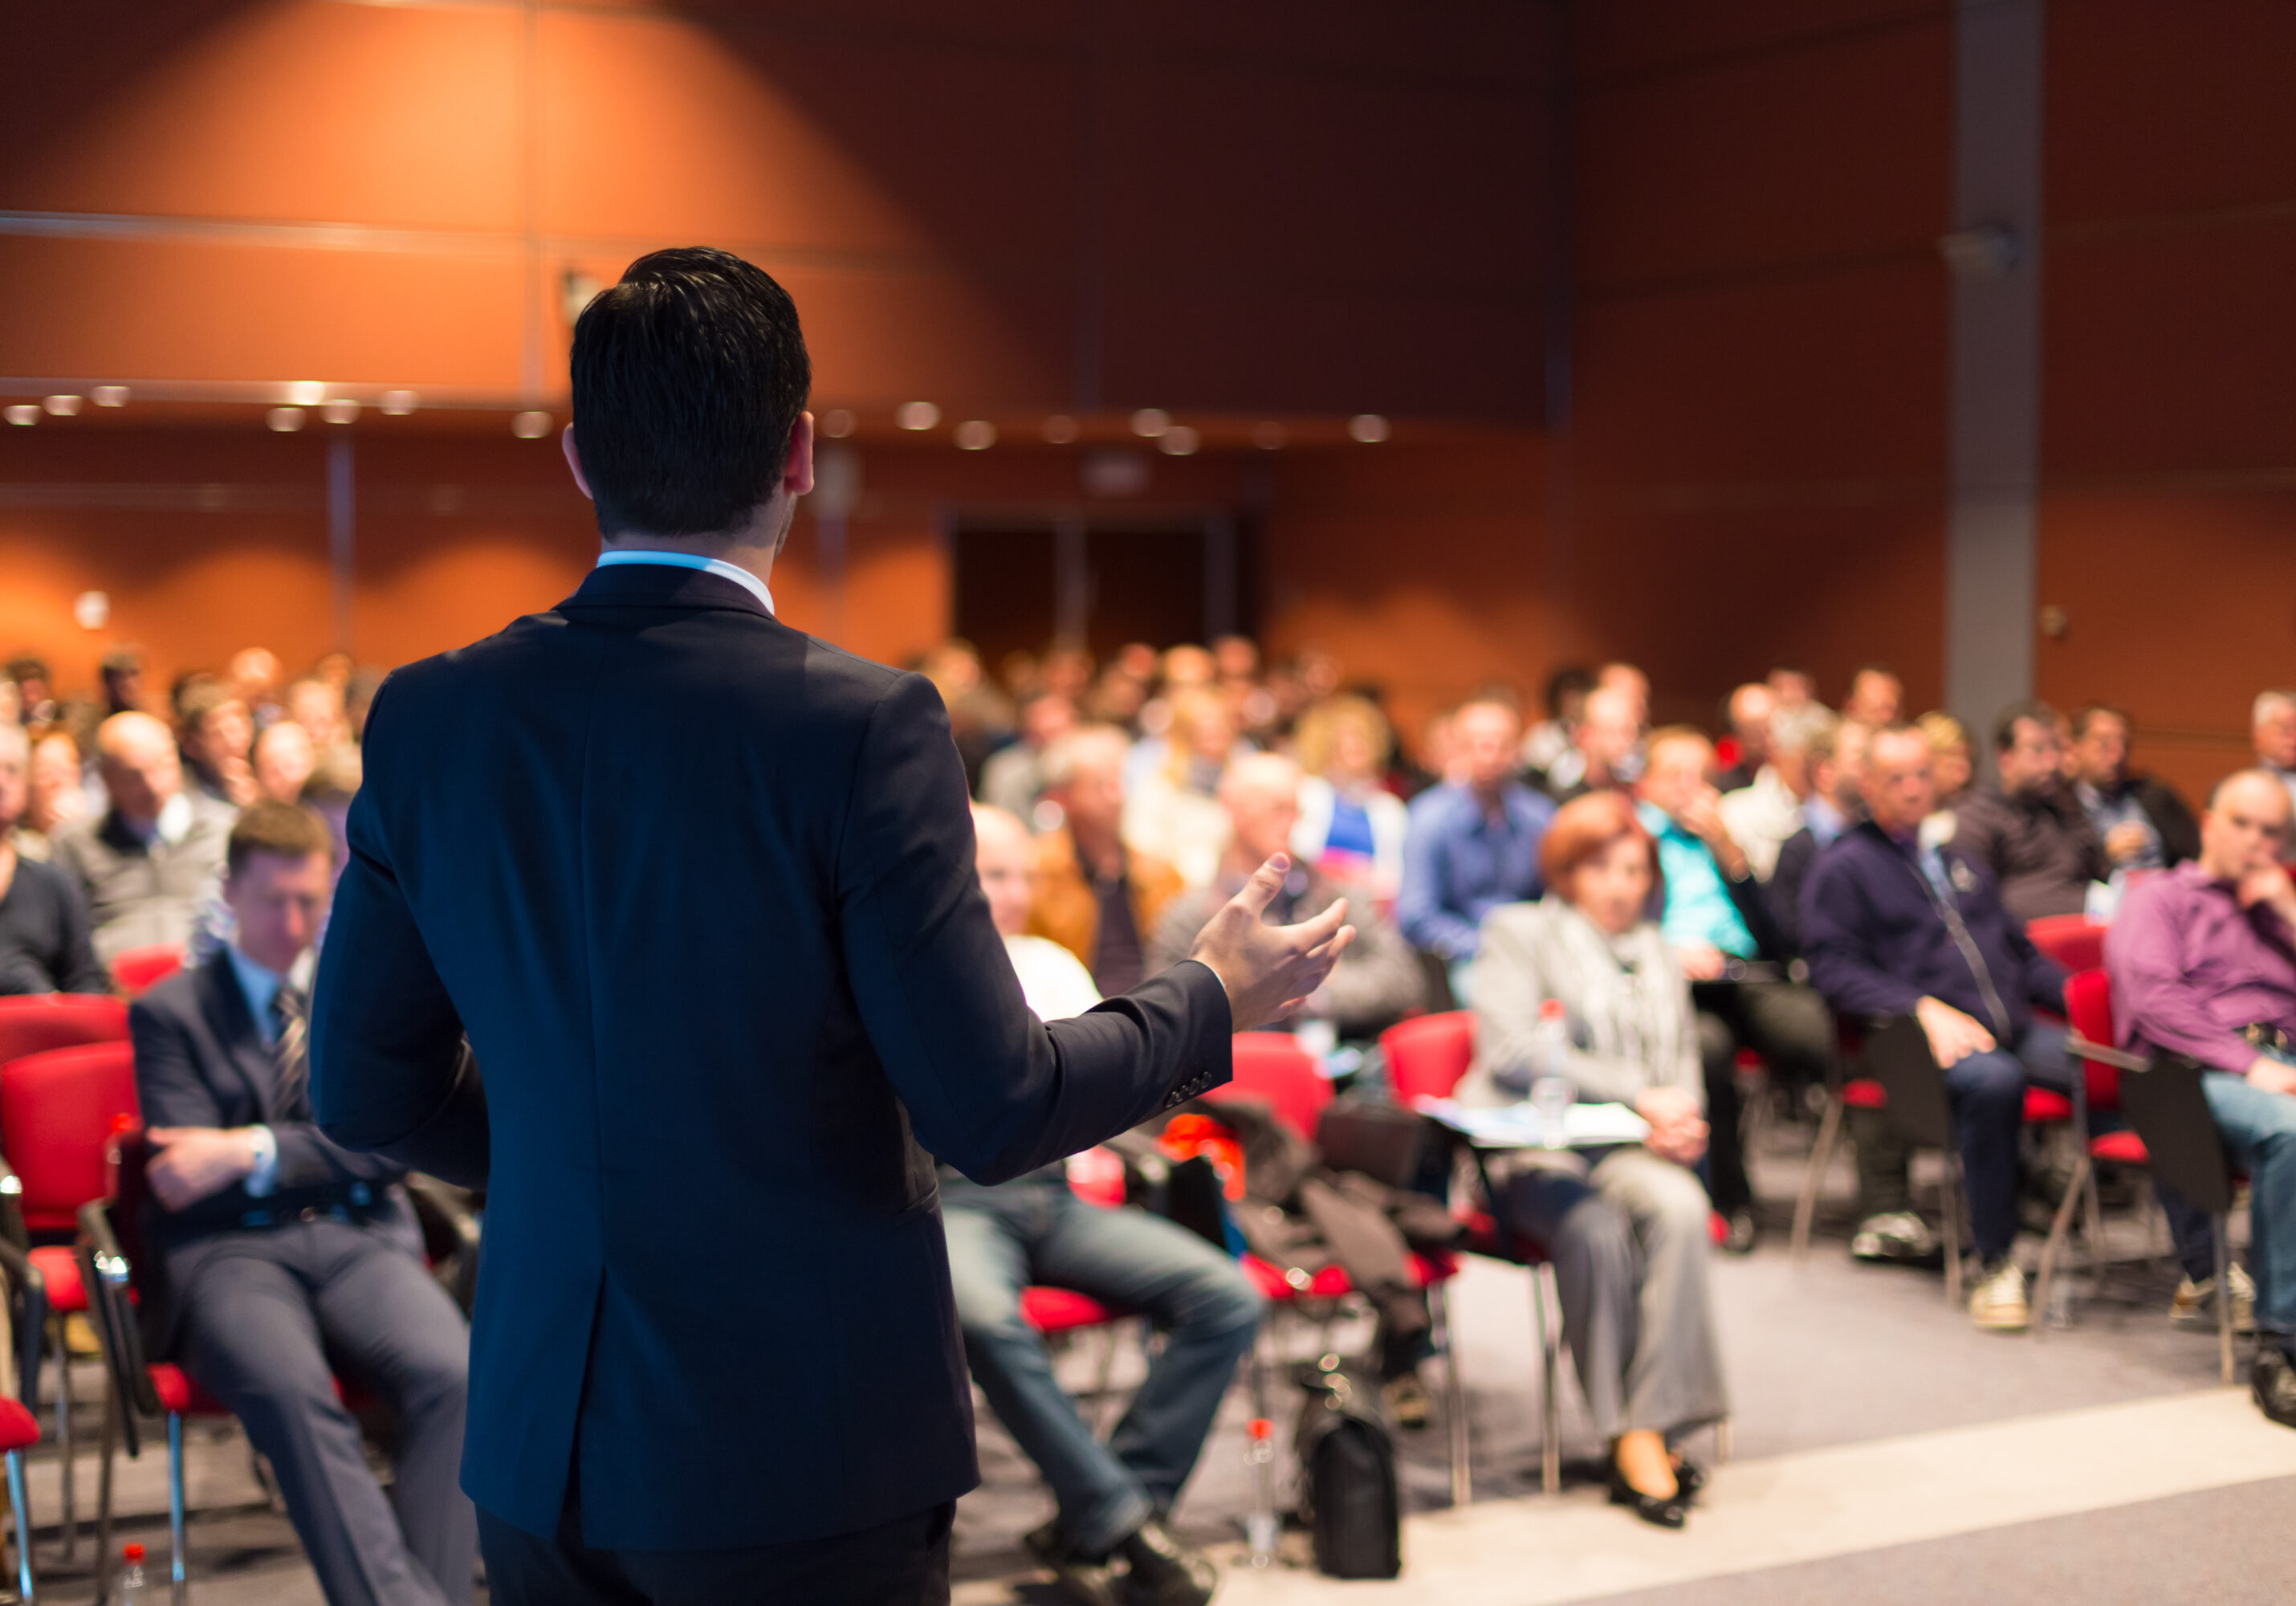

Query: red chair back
left=109, top=944, right=185, bottom=999
left=2064, top=968, right=2123, bottom=1112
left=0, top=993, right=128, bottom=1068
left=2027, top=915, right=2107, bottom=976
left=1379, top=1010, right=1476, bottom=1103
left=0, top=1042, right=141, bottom=1233
left=1203, top=1032, right=1330, bottom=1141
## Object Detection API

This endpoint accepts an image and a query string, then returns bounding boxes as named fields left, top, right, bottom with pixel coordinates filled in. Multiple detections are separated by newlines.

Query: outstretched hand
left=1187, top=854, right=1357, bottom=1033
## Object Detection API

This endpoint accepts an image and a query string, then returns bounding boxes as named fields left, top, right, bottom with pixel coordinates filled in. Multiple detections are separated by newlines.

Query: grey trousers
left=1500, top=1146, right=1731, bottom=1444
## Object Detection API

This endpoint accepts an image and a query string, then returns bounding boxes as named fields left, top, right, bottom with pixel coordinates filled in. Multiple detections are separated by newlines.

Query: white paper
left=1411, top=1096, right=1652, bottom=1149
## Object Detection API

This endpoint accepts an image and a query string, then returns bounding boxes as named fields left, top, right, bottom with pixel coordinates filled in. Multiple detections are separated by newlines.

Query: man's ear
left=781, top=412, right=816, bottom=499
left=561, top=425, right=594, bottom=501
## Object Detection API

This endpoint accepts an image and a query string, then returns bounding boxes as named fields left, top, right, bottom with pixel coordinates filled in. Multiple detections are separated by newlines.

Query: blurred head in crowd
left=1115, top=642, right=1159, bottom=683
left=230, top=647, right=282, bottom=713
left=1018, top=693, right=1077, bottom=755
left=996, top=650, right=1041, bottom=701
left=1041, top=725, right=1130, bottom=847
left=223, top=802, right=336, bottom=975
left=1421, top=710, right=1459, bottom=785
left=300, top=744, right=363, bottom=882
left=25, top=731, right=83, bottom=837
left=2253, top=691, right=2296, bottom=772
left=1992, top=700, right=2066, bottom=800
left=100, top=645, right=149, bottom=717
left=96, top=711, right=182, bottom=830
left=1918, top=711, right=1972, bottom=805
left=1810, top=718, right=1871, bottom=816
left=1219, top=753, right=1303, bottom=871
left=923, top=640, right=984, bottom=700
left=1453, top=697, right=1523, bottom=801
left=1767, top=702, right=1837, bottom=801
left=1544, top=666, right=1597, bottom=728
left=970, top=804, right=1036, bottom=937
left=5, top=658, right=52, bottom=720
left=1636, top=727, right=1718, bottom=822
left=2199, top=770, right=2294, bottom=886
left=1596, top=662, right=1650, bottom=728
left=0, top=678, right=18, bottom=729
left=568, top=247, right=814, bottom=561
left=1862, top=724, right=1937, bottom=838
left=1294, top=695, right=1391, bottom=789
left=345, top=670, right=384, bottom=743
left=1084, top=666, right=1147, bottom=728
left=1040, top=646, right=1093, bottom=703
left=253, top=719, right=316, bottom=805
left=1212, top=636, right=1259, bottom=686
left=2069, top=705, right=2135, bottom=793
left=1293, top=649, right=1343, bottom=704
left=1165, top=687, right=1237, bottom=785
left=311, top=651, right=355, bottom=691
left=0, top=724, right=27, bottom=838
left=1540, top=791, right=1660, bottom=939
left=1843, top=666, right=1903, bottom=727
left=1724, top=683, right=1776, bottom=771
left=288, top=677, right=348, bottom=752
left=1162, top=645, right=1215, bottom=691
left=178, top=681, right=254, bottom=785
left=1769, top=666, right=1817, bottom=713
left=1576, top=687, right=1643, bottom=788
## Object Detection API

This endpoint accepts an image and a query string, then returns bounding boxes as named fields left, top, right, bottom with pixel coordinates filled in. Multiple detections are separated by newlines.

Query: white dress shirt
left=226, top=944, right=315, bottom=1196
left=595, top=548, right=776, bottom=614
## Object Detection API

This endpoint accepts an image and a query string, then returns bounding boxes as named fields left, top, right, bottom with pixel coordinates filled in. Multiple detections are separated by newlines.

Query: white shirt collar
left=595, top=549, right=775, bottom=614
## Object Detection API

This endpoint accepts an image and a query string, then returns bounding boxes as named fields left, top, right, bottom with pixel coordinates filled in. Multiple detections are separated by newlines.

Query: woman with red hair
left=1459, top=790, right=1731, bottom=1529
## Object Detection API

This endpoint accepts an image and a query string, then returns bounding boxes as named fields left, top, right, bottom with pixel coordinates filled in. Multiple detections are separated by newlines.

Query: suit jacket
left=128, top=956, right=415, bottom=1355
left=310, top=562, right=1233, bottom=1551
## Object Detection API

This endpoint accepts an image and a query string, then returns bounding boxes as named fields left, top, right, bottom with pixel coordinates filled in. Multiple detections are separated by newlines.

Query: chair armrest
left=0, top=1150, right=26, bottom=1256
left=404, top=1174, right=482, bottom=1317
left=77, top=1200, right=157, bottom=1454
left=0, top=1237, right=47, bottom=1408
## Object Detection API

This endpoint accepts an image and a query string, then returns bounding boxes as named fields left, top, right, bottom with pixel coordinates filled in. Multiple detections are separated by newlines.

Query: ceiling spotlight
left=895, top=401, right=940, bottom=431
left=954, top=419, right=997, bottom=450
left=1158, top=425, right=1200, bottom=457
left=3, top=405, right=37, bottom=427
left=267, top=406, right=307, bottom=433
left=821, top=408, right=857, bottom=438
left=1251, top=422, right=1287, bottom=450
left=1040, top=415, right=1079, bottom=444
left=1130, top=408, right=1170, bottom=438
left=322, top=398, right=361, bottom=425
left=512, top=410, right=552, bottom=439
left=43, top=394, right=82, bottom=417
left=380, top=389, right=419, bottom=416
left=1348, top=414, right=1390, bottom=443
left=286, top=381, right=326, bottom=407
left=92, top=385, right=130, bottom=408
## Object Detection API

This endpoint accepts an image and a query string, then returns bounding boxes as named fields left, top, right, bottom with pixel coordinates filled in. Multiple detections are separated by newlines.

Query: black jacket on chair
left=309, top=561, right=1233, bottom=1552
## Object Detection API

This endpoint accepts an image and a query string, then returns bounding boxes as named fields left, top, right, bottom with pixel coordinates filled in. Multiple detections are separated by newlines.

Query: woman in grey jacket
left=1462, top=791, right=1732, bottom=1527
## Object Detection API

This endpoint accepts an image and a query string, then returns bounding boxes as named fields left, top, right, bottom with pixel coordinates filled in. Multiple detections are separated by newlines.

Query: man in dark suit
left=132, top=801, right=474, bottom=1605
left=310, top=247, right=1350, bottom=1606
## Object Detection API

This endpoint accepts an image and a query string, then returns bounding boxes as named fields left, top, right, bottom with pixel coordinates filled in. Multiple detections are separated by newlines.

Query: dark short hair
left=226, top=801, right=336, bottom=878
left=2070, top=703, right=2131, bottom=742
left=570, top=247, right=812, bottom=539
left=1993, top=699, right=2062, bottom=753
left=1543, top=666, right=1596, bottom=718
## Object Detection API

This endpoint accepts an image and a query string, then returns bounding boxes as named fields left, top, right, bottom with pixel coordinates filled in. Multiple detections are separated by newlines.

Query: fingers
left=145, top=1127, right=181, bottom=1144
left=1227, top=854, right=1293, bottom=920
left=1280, top=897, right=1350, bottom=954
left=1301, top=924, right=1358, bottom=965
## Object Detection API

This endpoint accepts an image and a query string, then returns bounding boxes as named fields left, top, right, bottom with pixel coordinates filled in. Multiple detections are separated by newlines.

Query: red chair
left=1381, top=1011, right=1475, bottom=1105
left=1211, top=1032, right=1334, bottom=1139
left=0, top=1041, right=140, bottom=1562
left=0, top=994, right=128, bottom=1068
left=108, top=946, right=185, bottom=1000
left=2026, top=915, right=2107, bottom=977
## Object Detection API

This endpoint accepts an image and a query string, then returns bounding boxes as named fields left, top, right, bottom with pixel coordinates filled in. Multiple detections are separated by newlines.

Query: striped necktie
left=270, top=984, right=311, bottom=1122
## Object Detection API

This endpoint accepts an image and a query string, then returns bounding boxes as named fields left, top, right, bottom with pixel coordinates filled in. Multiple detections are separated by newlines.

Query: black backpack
left=1293, top=1361, right=1402, bottom=1579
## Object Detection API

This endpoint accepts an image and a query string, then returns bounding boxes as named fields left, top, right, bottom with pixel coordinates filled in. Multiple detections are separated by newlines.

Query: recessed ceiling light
left=267, top=406, right=307, bottom=433
left=1158, top=426, right=1200, bottom=457
left=512, top=410, right=552, bottom=438
left=380, top=389, right=418, bottom=416
left=821, top=409, right=856, bottom=438
left=1041, top=415, right=1079, bottom=444
left=43, top=394, right=82, bottom=417
left=1130, top=408, right=1170, bottom=438
left=1252, top=422, right=1287, bottom=450
left=895, top=401, right=940, bottom=430
left=92, top=385, right=130, bottom=408
left=1348, top=414, right=1390, bottom=443
left=322, top=398, right=360, bottom=425
left=954, top=419, right=997, bottom=450
left=3, top=405, right=38, bottom=426
left=286, top=381, right=326, bottom=407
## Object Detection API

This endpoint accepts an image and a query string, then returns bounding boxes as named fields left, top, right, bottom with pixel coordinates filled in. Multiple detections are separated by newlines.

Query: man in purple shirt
left=2107, top=769, right=2296, bottom=1429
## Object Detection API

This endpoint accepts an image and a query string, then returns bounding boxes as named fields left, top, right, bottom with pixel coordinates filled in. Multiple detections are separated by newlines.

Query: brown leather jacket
left=1028, top=829, right=1184, bottom=974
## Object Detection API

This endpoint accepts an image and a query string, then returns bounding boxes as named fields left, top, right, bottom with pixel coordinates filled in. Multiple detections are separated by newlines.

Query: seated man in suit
left=131, top=801, right=474, bottom=1606
left=950, top=805, right=1262, bottom=1606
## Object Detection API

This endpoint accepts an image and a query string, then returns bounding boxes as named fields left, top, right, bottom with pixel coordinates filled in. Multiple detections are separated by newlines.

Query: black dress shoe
left=1024, top=1519, right=1122, bottom=1606
left=1722, top=1208, right=1759, bottom=1256
left=1670, top=1455, right=1707, bottom=1501
left=1606, top=1460, right=1690, bottom=1530
left=1115, top=1518, right=1216, bottom=1606
left=2255, top=1341, right=2296, bottom=1429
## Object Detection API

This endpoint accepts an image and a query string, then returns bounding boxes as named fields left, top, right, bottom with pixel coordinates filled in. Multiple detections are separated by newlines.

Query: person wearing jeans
left=2108, top=769, right=2296, bottom=1428
left=949, top=807, right=1264, bottom=1606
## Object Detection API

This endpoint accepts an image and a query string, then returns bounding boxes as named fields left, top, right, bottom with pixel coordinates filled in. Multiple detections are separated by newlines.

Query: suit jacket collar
left=558, top=560, right=776, bottom=621
left=192, top=952, right=276, bottom=1119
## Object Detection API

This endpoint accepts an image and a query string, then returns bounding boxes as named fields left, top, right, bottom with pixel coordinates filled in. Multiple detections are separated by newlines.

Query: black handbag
left=1293, top=1359, right=1402, bottom=1580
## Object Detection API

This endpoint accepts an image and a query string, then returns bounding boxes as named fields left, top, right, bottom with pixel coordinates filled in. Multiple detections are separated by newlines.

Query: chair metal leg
left=1243, top=1336, right=1277, bottom=1566
left=2032, top=1156, right=2091, bottom=1339
left=1714, top=1419, right=1732, bottom=1465
left=1793, top=1094, right=1845, bottom=1262
left=1531, top=1263, right=1560, bottom=1496
left=1430, top=1279, right=1470, bottom=1508
left=2213, top=1216, right=2236, bottom=1387
left=92, top=1375, right=117, bottom=1606
left=167, top=1412, right=186, bottom=1606
left=6, top=1447, right=33, bottom=1604
left=1940, top=1154, right=1964, bottom=1310
left=47, top=1317, right=73, bottom=1563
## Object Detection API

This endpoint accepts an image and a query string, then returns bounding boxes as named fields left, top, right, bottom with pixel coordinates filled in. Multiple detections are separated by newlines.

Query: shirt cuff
left=244, top=1126, right=279, bottom=1196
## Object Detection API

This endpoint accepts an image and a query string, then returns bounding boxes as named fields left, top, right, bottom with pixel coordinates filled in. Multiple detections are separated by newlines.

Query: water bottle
left=118, top=1543, right=150, bottom=1602
left=1529, top=999, right=1575, bottom=1149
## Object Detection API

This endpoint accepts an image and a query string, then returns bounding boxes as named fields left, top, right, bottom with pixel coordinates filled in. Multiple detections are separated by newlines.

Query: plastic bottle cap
left=1539, top=998, right=1565, bottom=1020
left=124, top=1543, right=145, bottom=1560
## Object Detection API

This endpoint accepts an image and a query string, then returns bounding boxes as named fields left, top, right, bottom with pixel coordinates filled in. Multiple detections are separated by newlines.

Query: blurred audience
left=1545, top=686, right=1643, bottom=803
left=178, top=679, right=259, bottom=807
left=1522, top=666, right=1597, bottom=782
left=1720, top=700, right=1833, bottom=881
left=254, top=718, right=320, bottom=806
left=2253, top=691, right=2296, bottom=818
left=2069, top=703, right=2200, bottom=878
left=101, top=644, right=151, bottom=716
left=979, top=693, right=1078, bottom=825
left=1952, top=700, right=2108, bottom=923
left=0, top=722, right=108, bottom=994
left=1918, top=711, right=1975, bottom=813
left=1768, top=715, right=1868, bottom=956
left=1713, top=683, right=1776, bottom=793
left=1123, top=687, right=1240, bottom=888
left=1398, top=696, right=1556, bottom=988
left=51, top=711, right=234, bottom=962
left=22, top=728, right=87, bottom=854
left=1842, top=665, right=1903, bottom=728
left=1030, top=726, right=1184, bottom=996
left=1768, top=666, right=1818, bottom=715
left=1290, top=695, right=1408, bottom=899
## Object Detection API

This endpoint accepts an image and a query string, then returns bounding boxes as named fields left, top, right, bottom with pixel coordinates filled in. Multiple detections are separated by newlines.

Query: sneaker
left=2255, top=1343, right=2296, bottom=1430
left=2171, top=1265, right=2257, bottom=1336
left=1721, top=1207, right=1760, bottom=1256
left=1969, top=1258, right=2029, bottom=1332
left=1850, top=1211, right=1940, bottom=1264
left=1114, top=1519, right=1217, bottom=1606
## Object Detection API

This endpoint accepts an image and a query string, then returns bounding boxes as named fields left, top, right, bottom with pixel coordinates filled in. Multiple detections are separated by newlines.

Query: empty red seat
left=0, top=1041, right=140, bottom=1236
left=109, top=944, right=186, bottom=999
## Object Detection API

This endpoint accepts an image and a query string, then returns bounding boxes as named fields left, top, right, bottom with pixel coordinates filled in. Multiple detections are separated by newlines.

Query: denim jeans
left=939, top=1172, right=1264, bottom=1555
left=1945, top=1021, right=2074, bottom=1263
left=2156, top=1069, right=2296, bottom=1343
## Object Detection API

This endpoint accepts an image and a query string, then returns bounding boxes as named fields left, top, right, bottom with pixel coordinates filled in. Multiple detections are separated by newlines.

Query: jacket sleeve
left=837, top=673, right=1230, bottom=1184
left=2104, top=884, right=2258, bottom=1074
left=310, top=681, right=491, bottom=1188
left=1397, top=805, right=1479, bottom=961
left=1769, top=832, right=1814, bottom=957
left=51, top=870, right=112, bottom=995
left=1722, top=860, right=1790, bottom=964
left=2142, top=780, right=2203, bottom=867
left=1950, top=795, right=2005, bottom=886
left=1801, top=850, right=1924, bottom=1020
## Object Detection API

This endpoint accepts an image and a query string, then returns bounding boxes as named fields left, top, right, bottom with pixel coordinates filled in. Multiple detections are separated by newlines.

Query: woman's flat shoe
left=1606, top=1462, right=1689, bottom=1530
left=1671, top=1456, right=1707, bottom=1501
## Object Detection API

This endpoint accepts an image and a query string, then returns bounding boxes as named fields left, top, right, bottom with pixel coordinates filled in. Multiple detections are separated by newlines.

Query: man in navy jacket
left=310, top=248, right=1352, bottom=1606
left=1801, top=724, right=2070, bottom=1333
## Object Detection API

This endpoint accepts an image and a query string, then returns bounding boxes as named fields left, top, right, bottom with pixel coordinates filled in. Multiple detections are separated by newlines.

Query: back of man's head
left=571, top=247, right=812, bottom=540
